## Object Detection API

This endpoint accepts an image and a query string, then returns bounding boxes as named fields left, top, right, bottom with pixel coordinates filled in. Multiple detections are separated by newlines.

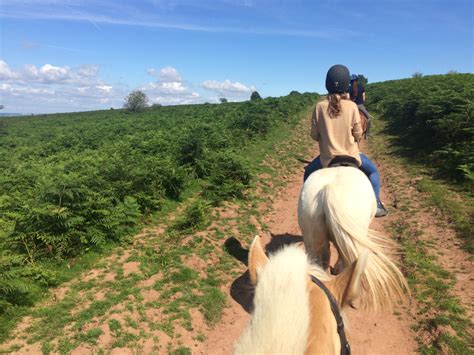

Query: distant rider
left=304, top=64, right=388, bottom=217
left=349, top=74, right=372, bottom=136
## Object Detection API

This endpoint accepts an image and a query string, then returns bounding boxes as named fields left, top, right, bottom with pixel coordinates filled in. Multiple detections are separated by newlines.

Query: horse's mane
left=235, top=245, right=330, bottom=355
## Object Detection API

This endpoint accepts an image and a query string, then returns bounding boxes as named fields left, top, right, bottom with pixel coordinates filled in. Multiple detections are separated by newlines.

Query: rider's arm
left=310, top=107, right=320, bottom=141
left=352, top=106, right=363, bottom=142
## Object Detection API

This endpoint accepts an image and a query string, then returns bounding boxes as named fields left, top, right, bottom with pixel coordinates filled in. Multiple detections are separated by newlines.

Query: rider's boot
left=375, top=200, right=388, bottom=217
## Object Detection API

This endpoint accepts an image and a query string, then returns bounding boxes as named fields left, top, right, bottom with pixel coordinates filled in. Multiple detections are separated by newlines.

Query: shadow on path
left=227, top=233, right=303, bottom=313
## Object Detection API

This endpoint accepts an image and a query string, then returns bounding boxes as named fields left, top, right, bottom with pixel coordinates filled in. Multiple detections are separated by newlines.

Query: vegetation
left=355, top=74, right=368, bottom=86
left=250, top=91, right=262, bottom=101
left=0, top=93, right=318, bottom=323
left=393, top=217, right=472, bottom=354
left=124, top=90, right=149, bottom=112
left=367, top=73, right=474, bottom=188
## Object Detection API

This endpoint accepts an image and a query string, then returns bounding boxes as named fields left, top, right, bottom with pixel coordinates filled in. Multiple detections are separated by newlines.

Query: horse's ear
left=248, top=235, right=268, bottom=285
left=329, top=250, right=369, bottom=308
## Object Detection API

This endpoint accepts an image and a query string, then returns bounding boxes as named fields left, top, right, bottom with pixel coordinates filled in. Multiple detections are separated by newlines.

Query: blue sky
left=0, top=0, right=472, bottom=113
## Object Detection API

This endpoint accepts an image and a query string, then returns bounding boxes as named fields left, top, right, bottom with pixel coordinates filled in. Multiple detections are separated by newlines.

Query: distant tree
left=356, top=75, right=368, bottom=86
left=152, top=103, right=162, bottom=108
left=124, top=91, right=149, bottom=112
left=250, top=91, right=262, bottom=101
left=219, top=98, right=228, bottom=104
left=447, top=70, right=459, bottom=75
left=0, top=105, right=4, bottom=110
left=412, top=72, right=423, bottom=78
left=289, top=90, right=300, bottom=95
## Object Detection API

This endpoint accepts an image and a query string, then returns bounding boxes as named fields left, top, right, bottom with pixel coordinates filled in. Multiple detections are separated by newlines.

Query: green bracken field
left=367, top=73, right=474, bottom=187
left=0, top=92, right=318, bottom=327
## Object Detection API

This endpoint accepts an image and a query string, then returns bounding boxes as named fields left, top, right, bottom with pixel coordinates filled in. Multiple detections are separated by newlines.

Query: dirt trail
left=200, top=144, right=418, bottom=354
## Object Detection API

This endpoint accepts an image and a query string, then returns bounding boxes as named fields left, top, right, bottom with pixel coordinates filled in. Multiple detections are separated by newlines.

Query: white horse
left=298, top=166, right=408, bottom=311
left=235, top=236, right=369, bottom=355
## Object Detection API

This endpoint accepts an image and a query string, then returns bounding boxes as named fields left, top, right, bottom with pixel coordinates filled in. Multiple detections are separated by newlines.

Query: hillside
left=367, top=73, right=474, bottom=188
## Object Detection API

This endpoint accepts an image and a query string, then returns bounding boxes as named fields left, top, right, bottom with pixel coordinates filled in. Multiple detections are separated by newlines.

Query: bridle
left=310, top=275, right=351, bottom=355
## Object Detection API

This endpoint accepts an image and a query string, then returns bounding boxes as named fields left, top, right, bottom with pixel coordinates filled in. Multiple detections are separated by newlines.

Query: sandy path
left=200, top=145, right=418, bottom=354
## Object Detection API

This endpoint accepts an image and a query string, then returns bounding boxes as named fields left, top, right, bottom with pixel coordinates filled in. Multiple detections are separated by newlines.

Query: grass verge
left=369, top=118, right=473, bottom=354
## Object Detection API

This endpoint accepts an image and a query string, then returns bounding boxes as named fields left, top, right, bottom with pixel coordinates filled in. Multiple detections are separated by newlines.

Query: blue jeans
left=303, top=153, right=381, bottom=203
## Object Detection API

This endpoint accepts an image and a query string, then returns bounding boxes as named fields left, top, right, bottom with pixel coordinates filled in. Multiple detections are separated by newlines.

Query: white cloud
left=0, top=84, right=55, bottom=96
left=0, top=60, right=103, bottom=85
left=0, top=59, right=254, bottom=113
left=202, top=79, right=256, bottom=95
left=0, top=58, right=125, bottom=113
left=159, top=66, right=182, bottom=82
left=39, top=64, right=71, bottom=82
left=153, top=81, right=186, bottom=93
left=151, top=92, right=201, bottom=106
left=0, top=60, right=18, bottom=80
left=78, top=65, right=99, bottom=78
left=147, top=66, right=183, bottom=82
left=96, top=85, right=113, bottom=92
left=23, top=64, right=39, bottom=78
left=141, top=66, right=200, bottom=105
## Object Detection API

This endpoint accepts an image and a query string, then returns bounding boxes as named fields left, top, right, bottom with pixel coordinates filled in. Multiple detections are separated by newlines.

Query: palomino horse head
left=235, top=236, right=368, bottom=355
left=298, top=166, right=409, bottom=312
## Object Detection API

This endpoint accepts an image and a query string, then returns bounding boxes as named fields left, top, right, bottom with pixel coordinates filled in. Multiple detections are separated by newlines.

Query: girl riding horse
left=304, top=64, right=388, bottom=217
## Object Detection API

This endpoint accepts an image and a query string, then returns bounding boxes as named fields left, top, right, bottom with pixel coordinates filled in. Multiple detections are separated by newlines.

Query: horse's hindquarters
left=298, top=167, right=375, bottom=265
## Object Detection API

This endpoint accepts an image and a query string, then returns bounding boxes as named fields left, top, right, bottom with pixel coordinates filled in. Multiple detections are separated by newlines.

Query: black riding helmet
left=325, top=64, right=350, bottom=94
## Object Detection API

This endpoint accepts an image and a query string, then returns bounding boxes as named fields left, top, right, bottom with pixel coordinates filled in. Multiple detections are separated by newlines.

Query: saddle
left=328, top=155, right=360, bottom=169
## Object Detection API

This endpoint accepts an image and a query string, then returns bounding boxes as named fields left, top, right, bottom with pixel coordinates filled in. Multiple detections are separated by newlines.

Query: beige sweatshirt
left=311, top=98, right=363, bottom=167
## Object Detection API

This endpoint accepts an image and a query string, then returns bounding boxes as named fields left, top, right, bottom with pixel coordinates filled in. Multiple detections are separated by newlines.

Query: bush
left=172, top=200, right=210, bottom=232
left=202, top=151, right=251, bottom=204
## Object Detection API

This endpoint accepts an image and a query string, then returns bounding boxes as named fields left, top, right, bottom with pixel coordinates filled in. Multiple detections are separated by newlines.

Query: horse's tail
left=320, top=183, right=408, bottom=312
